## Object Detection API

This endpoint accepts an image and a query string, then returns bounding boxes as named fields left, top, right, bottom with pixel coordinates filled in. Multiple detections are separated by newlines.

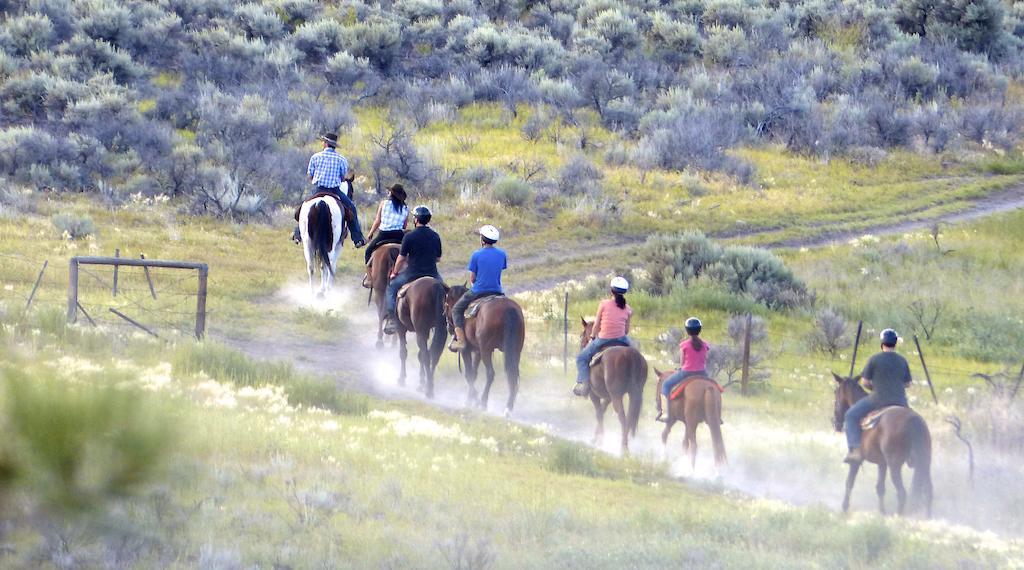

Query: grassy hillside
left=3, top=188, right=1024, bottom=566
left=0, top=318, right=1020, bottom=568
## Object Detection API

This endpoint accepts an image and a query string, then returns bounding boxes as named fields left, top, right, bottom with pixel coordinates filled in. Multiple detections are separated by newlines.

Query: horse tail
left=705, top=385, right=728, bottom=466
left=908, top=413, right=933, bottom=517
left=502, top=305, right=524, bottom=386
left=428, top=281, right=448, bottom=368
left=309, top=200, right=335, bottom=276
left=626, top=351, right=647, bottom=438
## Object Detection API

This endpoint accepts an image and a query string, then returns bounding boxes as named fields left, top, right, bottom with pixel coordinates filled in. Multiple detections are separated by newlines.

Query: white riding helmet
left=610, top=276, right=629, bottom=293
left=479, top=224, right=500, bottom=243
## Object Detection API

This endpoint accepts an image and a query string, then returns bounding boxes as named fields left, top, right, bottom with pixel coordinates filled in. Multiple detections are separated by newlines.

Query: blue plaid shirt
left=307, top=148, right=348, bottom=189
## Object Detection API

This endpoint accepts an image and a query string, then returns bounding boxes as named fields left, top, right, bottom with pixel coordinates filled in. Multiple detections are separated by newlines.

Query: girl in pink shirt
left=573, top=277, right=632, bottom=397
left=656, top=317, right=710, bottom=420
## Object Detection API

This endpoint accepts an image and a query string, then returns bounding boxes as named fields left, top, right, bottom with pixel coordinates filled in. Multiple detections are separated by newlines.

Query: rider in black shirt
left=383, top=206, right=442, bottom=334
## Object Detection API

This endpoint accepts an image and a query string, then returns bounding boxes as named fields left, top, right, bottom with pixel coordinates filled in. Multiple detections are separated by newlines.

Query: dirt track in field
left=224, top=187, right=1024, bottom=538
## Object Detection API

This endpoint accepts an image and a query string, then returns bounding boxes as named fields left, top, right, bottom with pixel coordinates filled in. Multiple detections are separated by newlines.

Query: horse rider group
left=296, top=133, right=916, bottom=465
left=295, top=133, right=507, bottom=348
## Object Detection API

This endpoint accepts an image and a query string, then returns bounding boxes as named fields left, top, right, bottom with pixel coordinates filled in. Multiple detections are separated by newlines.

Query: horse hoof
left=376, top=340, right=384, bottom=349
left=503, top=407, right=512, bottom=420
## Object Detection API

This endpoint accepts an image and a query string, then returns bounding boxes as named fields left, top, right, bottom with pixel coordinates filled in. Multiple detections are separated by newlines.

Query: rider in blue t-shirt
left=448, top=225, right=507, bottom=352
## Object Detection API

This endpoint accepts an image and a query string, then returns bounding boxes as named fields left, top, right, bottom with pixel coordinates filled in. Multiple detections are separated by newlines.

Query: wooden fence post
left=848, top=320, right=863, bottom=378
left=112, top=249, right=120, bottom=296
left=1010, top=361, right=1024, bottom=401
left=67, top=258, right=79, bottom=324
left=195, top=265, right=208, bottom=339
left=741, top=313, right=752, bottom=396
left=913, top=335, right=939, bottom=404
left=562, top=291, right=569, bottom=374
left=25, top=260, right=48, bottom=310
left=110, top=308, right=159, bottom=338
left=141, top=254, right=157, bottom=299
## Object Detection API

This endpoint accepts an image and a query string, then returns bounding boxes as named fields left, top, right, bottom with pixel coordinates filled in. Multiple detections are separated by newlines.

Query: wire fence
left=522, top=297, right=1021, bottom=396
left=1, top=251, right=206, bottom=340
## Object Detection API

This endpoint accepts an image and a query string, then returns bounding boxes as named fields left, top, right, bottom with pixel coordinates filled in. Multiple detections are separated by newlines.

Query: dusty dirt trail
left=502, top=183, right=1024, bottom=293
left=224, top=191, right=1024, bottom=538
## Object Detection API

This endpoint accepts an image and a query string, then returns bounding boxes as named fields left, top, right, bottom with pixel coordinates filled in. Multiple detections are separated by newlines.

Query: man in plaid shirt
left=292, top=133, right=366, bottom=247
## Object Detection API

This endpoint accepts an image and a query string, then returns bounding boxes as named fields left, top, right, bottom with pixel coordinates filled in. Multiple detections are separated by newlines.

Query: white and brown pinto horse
left=298, top=194, right=346, bottom=298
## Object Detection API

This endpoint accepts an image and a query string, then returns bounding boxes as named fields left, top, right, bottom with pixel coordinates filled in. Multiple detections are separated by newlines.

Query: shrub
left=649, top=13, right=701, bottom=67
left=708, top=246, right=810, bottom=308
left=546, top=441, right=598, bottom=477
left=491, top=176, right=532, bottom=207
left=705, top=314, right=770, bottom=388
left=234, top=3, right=285, bottom=40
left=640, top=232, right=722, bottom=295
left=4, top=13, right=55, bottom=56
left=292, top=18, right=345, bottom=63
left=557, top=154, right=603, bottom=196
left=51, top=213, right=96, bottom=239
left=1, top=369, right=174, bottom=512
left=807, top=308, right=852, bottom=358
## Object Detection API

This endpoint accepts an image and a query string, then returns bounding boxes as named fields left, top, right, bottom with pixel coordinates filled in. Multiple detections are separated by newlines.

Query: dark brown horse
left=444, top=286, right=525, bottom=417
left=832, top=373, right=933, bottom=516
left=367, top=243, right=401, bottom=348
left=395, top=277, right=448, bottom=398
left=579, top=319, right=647, bottom=455
left=654, top=369, right=726, bottom=469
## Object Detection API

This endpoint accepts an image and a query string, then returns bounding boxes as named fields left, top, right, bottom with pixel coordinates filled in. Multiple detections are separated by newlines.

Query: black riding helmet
left=684, top=317, right=702, bottom=335
left=413, top=205, right=432, bottom=224
left=880, top=328, right=898, bottom=347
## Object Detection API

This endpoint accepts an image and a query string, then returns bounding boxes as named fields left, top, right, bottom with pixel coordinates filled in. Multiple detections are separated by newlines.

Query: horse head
left=579, top=317, right=594, bottom=350
left=653, top=367, right=671, bottom=381
left=831, top=372, right=867, bottom=432
left=443, top=284, right=468, bottom=332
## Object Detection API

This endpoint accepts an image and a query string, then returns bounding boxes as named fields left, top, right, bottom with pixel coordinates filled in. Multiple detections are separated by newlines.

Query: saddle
left=293, top=192, right=355, bottom=224
left=669, top=376, right=724, bottom=401
left=860, top=405, right=904, bottom=430
left=397, top=276, right=435, bottom=300
left=466, top=294, right=505, bottom=318
left=588, top=340, right=632, bottom=367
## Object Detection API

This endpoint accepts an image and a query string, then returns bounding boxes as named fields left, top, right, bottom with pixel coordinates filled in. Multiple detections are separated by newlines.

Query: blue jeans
left=386, top=270, right=441, bottom=316
left=575, top=337, right=629, bottom=383
left=662, top=369, right=707, bottom=396
left=844, top=396, right=907, bottom=449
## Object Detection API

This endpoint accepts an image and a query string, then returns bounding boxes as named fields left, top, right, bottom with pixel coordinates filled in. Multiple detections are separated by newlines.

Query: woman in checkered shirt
left=364, top=183, right=409, bottom=264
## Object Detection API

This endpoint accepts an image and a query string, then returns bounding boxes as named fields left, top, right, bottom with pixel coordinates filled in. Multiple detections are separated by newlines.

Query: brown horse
left=395, top=277, right=448, bottom=398
left=367, top=243, right=401, bottom=348
left=654, top=369, right=727, bottom=469
left=444, top=286, right=525, bottom=417
left=579, top=319, right=647, bottom=455
left=832, top=373, right=933, bottom=517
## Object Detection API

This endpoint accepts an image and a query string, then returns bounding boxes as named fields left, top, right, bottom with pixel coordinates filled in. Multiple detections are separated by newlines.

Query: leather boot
left=448, top=327, right=467, bottom=352
left=844, top=447, right=864, bottom=464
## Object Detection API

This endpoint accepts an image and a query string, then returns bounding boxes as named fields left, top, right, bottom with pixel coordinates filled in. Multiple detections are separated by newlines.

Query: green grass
left=0, top=323, right=1018, bottom=568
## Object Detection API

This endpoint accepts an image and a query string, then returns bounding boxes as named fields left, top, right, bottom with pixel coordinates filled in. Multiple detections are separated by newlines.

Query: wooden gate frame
left=67, top=256, right=209, bottom=339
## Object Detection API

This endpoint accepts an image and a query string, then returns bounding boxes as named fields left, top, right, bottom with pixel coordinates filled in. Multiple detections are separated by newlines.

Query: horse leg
left=661, top=419, right=675, bottom=462
left=610, top=396, right=629, bottom=456
left=842, top=462, right=861, bottom=513
left=463, top=350, right=479, bottom=406
left=417, top=332, right=432, bottom=398
left=890, top=462, right=908, bottom=516
left=684, top=420, right=698, bottom=471
left=479, top=351, right=496, bottom=411
left=591, top=395, right=608, bottom=446
left=397, top=332, right=408, bottom=387
left=876, top=463, right=888, bottom=515
left=504, top=361, right=519, bottom=420
left=303, top=243, right=315, bottom=297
